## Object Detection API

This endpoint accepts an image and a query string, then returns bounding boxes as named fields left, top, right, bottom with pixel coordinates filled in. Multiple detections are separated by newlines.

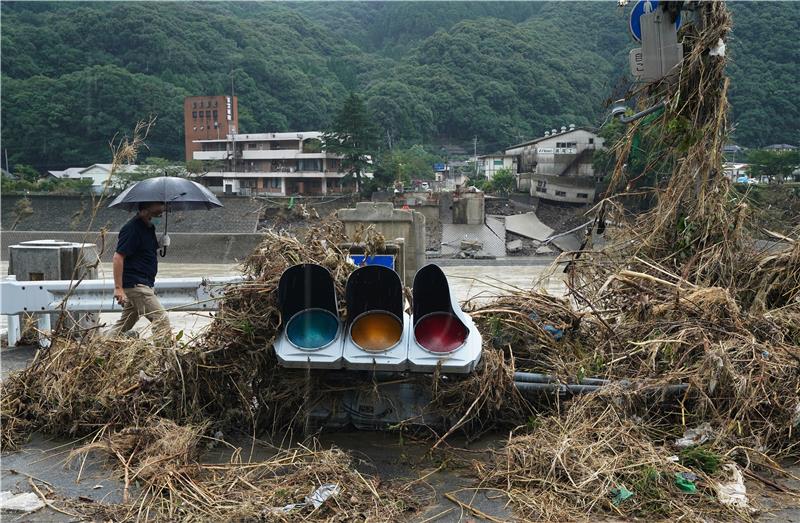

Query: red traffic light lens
left=414, top=312, right=468, bottom=354
left=350, top=311, right=403, bottom=353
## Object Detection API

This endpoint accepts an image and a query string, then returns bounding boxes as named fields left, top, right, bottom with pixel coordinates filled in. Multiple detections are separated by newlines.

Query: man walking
left=108, top=201, right=172, bottom=341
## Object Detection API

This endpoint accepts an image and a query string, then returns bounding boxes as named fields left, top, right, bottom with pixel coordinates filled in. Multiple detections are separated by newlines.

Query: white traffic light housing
left=274, top=263, right=343, bottom=368
left=342, top=265, right=411, bottom=370
left=407, top=264, right=482, bottom=373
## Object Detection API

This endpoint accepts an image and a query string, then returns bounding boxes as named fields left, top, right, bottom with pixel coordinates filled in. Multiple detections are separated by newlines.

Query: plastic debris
left=709, top=38, right=726, bottom=57
left=0, top=491, right=46, bottom=512
left=714, top=464, right=749, bottom=509
left=679, top=472, right=698, bottom=482
left=265, top=483, right=341, bottom=514
left=306, top=483, right=340, bottom=509
left=675, top=422, right=714, bottom=448
left=674, top=473, right=697, bottom=493
left=543, top=325, right=563, bottom=340
left=610, top=486, right=634, bottom=506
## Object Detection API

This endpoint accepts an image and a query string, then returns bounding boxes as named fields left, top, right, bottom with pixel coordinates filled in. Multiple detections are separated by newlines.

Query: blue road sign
left=433, top=163, right=446, bottom=172
left=350, top=254, right=395, bottom=270
left=629, top=0, right=682, bottom=42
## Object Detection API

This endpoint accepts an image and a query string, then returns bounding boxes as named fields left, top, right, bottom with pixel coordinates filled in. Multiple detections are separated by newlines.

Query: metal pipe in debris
left=513, top=381, right=690, bottom=396
left=513, top=372, right=610, bottom=386
left=514, top=381, right=602, bottom=395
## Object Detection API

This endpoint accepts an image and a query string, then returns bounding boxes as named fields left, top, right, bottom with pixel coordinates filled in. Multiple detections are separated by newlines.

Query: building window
left=213, top=100, right=218, bottom=107
left=577, top=193, right=589, bottom=199
left=270, top=178, right=280, bottom=188
left=206, top=111, right=211, bottom=118
left=588, top=138, right=594, bottom=145
left=555, top=190, right=567, bottom=197
left=493, top=159, right=503, bottom=166
left=299, top=159, right=322, bottom=172
left=535, top=187, right=547, bottom=193
left=193, top=102, right=197, bottom=109
left=192, top=111, right=197, bottom=118
left=213, top=110, right=218, bottom=119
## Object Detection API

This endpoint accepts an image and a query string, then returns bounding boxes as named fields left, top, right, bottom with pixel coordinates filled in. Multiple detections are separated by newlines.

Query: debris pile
left=70, top=427, right=417, bottom=522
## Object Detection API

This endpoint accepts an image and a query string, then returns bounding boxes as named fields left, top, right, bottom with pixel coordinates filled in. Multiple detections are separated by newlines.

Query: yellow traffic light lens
left=350, top=311, right=403, bottom=352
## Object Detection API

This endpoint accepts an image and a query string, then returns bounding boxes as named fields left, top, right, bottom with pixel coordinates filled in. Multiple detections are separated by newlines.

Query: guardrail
left=1, top=276, right=243, bottom=347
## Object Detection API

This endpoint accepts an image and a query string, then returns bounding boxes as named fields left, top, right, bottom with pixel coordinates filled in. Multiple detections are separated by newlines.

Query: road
left=1, top=259, right=567, bottom=341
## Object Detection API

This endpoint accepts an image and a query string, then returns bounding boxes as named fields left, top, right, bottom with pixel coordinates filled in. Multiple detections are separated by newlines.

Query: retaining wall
left=2, top=194, right=262, bottom=233
left=1, top=231, right=264, bottom=265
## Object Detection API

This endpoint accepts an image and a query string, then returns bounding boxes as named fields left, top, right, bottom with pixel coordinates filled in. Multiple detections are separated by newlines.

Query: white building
left=48, top=164, right=139, bottom=194
left=477, top=153, right=517, bottom=180
left=723, top=162, right=749, bottom=181
left=191, top=131, right=355, bottom=196
left=505, top=125, right=603, bottom=204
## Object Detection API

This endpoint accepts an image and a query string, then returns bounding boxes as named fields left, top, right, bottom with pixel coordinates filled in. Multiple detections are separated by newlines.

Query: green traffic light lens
left=286, top=309, right=339, bottom=350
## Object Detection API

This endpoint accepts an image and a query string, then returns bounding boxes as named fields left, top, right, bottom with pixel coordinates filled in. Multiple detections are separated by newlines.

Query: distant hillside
left=1, top=1, right=797, bottom=171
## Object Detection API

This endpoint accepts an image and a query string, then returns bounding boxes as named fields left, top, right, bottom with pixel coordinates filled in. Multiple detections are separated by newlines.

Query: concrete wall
left=338, top=202, right=425, bottom=286
left=413, top=204, right=439, bottom=230
left=530, top=175, right=597, bottom=204
left=452, top=192, right=485, bottom=225
left=2, top=194, right=263, bottom=233
left=2, top=231, right=264, bottom=265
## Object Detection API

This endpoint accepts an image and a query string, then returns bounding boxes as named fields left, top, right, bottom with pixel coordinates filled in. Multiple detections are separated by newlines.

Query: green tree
left=377, top=145, right=437, bottom=186
left=322, top=93, right=379, bottom=190
left=113, top=157, right=188, bottom=190
left=13, top=164, right=41, bottom=182
left=746, top=149, right=800, bottom=184
left=489, top=168, right=515, bottom=193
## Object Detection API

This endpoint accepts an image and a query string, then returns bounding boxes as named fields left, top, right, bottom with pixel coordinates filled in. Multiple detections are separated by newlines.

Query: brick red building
left=183, top=95, right=238, bottom=162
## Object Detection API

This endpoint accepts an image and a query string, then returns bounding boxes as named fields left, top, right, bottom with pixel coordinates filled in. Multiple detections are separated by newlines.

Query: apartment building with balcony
left=191, top=132, right=354, bottom=196
left=505, top=125, right=604, bottom=203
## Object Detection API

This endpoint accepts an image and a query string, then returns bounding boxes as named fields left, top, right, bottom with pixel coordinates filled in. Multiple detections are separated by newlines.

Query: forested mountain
left=1, top=1, right=797, bottom=171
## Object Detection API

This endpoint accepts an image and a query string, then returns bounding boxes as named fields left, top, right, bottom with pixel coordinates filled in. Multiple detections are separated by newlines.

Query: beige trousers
left=108, top=284, right=171, bottom=340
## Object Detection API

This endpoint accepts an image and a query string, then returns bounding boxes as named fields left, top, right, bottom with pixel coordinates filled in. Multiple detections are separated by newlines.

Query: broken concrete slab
left=549, top=233, right=582, bottom=253
left=504, top=213, right=554, bottom=242
left=0, top=491, right=46, bottom=512
left=506, top=239, right=524, bottom=253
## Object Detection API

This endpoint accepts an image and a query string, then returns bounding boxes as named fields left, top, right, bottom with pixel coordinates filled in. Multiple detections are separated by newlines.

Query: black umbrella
left=109, top=176, right=223, bottom=257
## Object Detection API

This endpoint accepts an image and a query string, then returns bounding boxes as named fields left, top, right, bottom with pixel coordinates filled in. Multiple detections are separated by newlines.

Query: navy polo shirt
left=116, top=216, right=159, bottom=288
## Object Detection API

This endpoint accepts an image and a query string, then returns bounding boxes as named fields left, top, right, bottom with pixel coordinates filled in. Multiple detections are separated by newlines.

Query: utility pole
left=4, top=148, right=9, bottom=174
left=473, top=136, right=478, bottom=178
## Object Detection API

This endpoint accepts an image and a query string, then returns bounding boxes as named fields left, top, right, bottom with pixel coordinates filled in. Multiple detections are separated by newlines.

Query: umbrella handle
left=159, top=207, right=169, bottom=258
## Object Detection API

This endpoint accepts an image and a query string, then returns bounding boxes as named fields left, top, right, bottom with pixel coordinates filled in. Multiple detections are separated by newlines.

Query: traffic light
left=407, top=264, right=482, bottom=373
left=273, top=262, right=482, bottom=374
left=342, top=265, right=411, bottom=370
left=274, top=263, right=343, bottom=368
